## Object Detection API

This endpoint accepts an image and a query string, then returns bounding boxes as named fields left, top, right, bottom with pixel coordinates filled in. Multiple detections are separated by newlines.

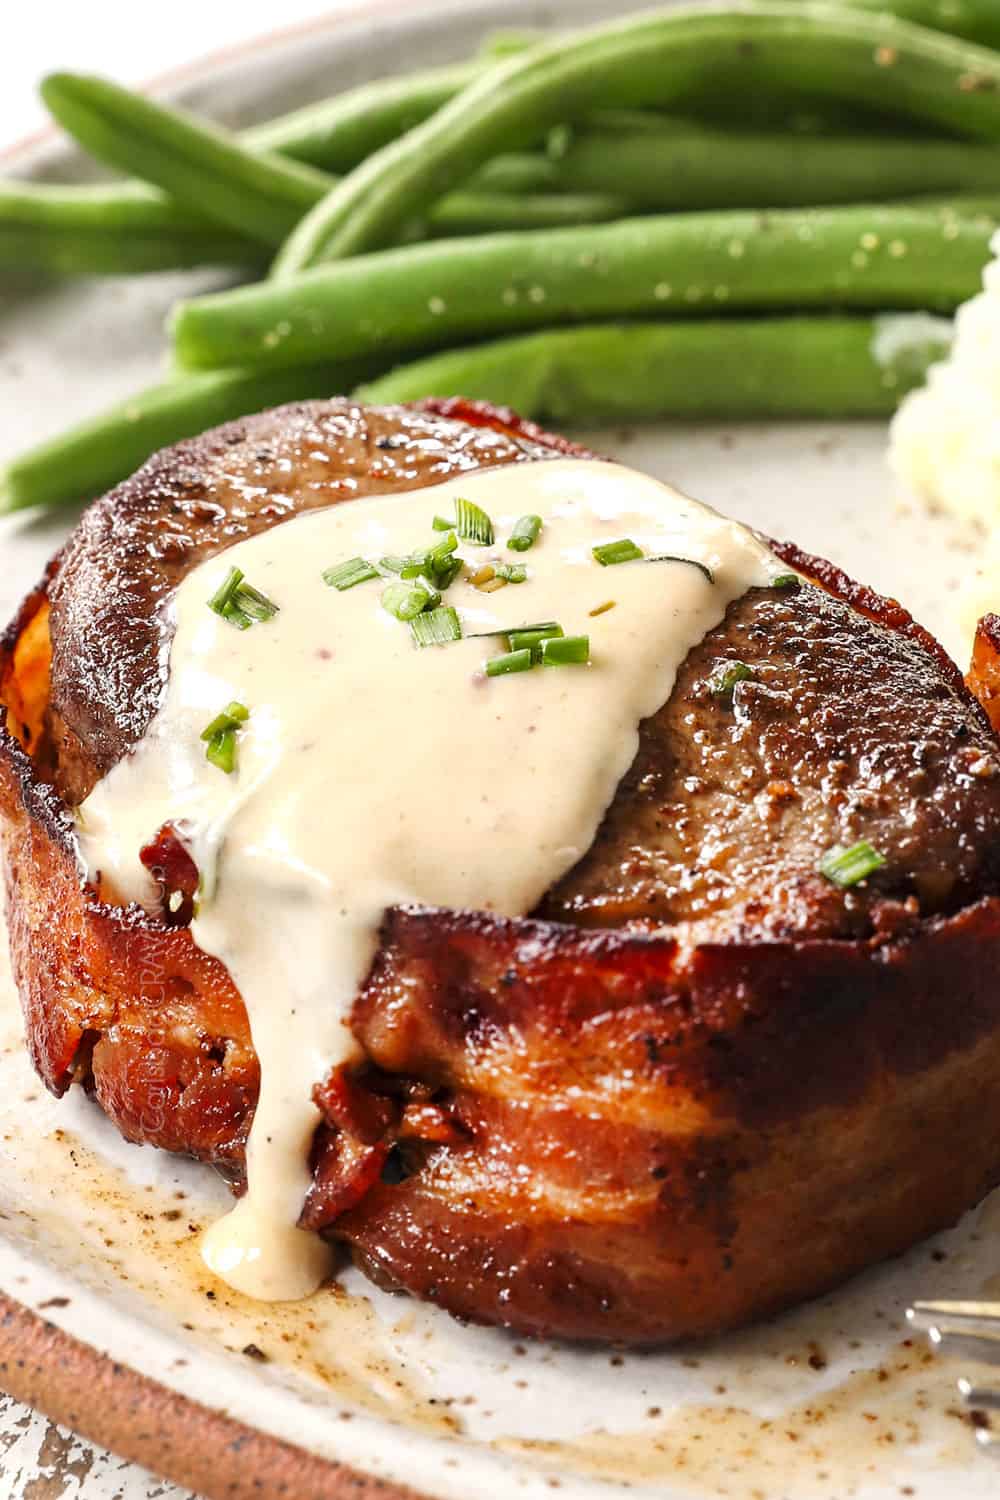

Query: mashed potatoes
left=891, top=231, right=1000, bottom=527
left=889, top=235, right=1000, bottom=642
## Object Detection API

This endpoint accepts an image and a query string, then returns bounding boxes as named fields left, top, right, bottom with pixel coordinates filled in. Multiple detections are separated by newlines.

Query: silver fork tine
left=909, top=1300, right=1000, bottom=1330
left=958, top=1379, right=1000, bottom=1410
left=906, top=1303, right=1000, bottom=1366
left=927, top=1330, right=1000, bottom=1366
left=908, top=1300, right=1000, bottom=1453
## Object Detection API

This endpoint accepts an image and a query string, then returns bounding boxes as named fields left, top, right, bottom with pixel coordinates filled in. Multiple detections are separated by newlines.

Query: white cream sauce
left=76, top=458, right=779, bottom=1302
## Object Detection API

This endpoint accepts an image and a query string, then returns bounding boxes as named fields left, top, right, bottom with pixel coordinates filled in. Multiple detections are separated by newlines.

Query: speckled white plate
left=1, top=4, right=998, bottom=1498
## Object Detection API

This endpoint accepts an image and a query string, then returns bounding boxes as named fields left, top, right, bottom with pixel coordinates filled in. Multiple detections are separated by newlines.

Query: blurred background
left=2, top=4, right=335, bottom=147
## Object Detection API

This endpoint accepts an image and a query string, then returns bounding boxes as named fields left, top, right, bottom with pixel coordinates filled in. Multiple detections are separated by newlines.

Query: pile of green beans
left=6, top=0, right=1000, bottom=511
left=273, top=6, right=1000, bottom=272
left=12, top=116, right=1000, bottom=278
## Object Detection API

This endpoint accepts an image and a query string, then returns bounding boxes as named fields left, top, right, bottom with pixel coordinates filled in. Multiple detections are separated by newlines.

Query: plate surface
left=0, top=4, right=996, bottom=1497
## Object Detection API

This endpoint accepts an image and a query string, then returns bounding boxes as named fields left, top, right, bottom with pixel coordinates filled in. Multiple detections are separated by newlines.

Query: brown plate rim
left=0, top=1291, right=433, bottom=1499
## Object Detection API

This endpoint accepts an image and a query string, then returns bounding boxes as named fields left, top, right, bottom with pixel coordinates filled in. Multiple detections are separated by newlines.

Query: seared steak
left=4, top=398, right=1000, bottom=1342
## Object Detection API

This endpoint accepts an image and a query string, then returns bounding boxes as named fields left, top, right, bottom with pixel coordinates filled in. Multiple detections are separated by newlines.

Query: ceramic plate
left=0, top=3, right=996, bottom=1496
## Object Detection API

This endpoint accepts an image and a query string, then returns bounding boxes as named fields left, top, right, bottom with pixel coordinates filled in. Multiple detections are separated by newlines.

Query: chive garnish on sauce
left=201, top=700, right=249, bottom=775
left=432, top=515, right=455, bottom=531
left=592, top=538, right=644, bottom=567
left=410, top=605, right=463, bottom=648
left=379, top=533, right=459, bottom=583
left=508, top=514, right=542, bottom=552
left=708, top=661, right=754, bottom=702
left=207, top=567, right=279, bottom=630
left=508, top=623, right=563, bottom=658
left=454, top=497, right=495, bottom=546
left=382, top=581, right=434, bottom=622
left=819, top=840, right=886, bottom=889
left=468, top=620, right=560, bottom=641
left=486, top=647, right=533, bottom=677
left=648, top=554, right=715, bottom=584
left=494, top=562, right=527, bottom=584
left=323, top=557, right=378, bottom=591
left=771, top=573, right=800, bottom=590
left=206, top=730, right=238, bottom=774
left=542, top=635, right=590, bottom=666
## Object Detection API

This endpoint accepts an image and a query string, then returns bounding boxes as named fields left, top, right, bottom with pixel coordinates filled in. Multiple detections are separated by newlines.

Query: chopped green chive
left=432, top=516, right=455, bottom=531
left=541, top=635, right=590, bottom=666
left=708, top=661, right=755, bottom=702
left=382, top=533, right=461, bottom=587
left=486, top=647, right=534, bottom=677
left=237, top=581, right=280, bottom=621
left=410, top=605, right=463, bottom=648
left=379, top=552, right=426, bottom=579
left=454, top=496, right=495, bottom=546
left=208, top=566, right=243, bottom=615
left=508, top=623, right=563, bottom=658
left=416, top=576, right=442, bottom=609
left=468, top=619, right=559, bottom=641
left=508, top=514, right=542, bottom=552
left=438, top=558, right=464, bottom=589
left=323, top=556, right=379, bottom=591
left=494, top=562, right=527, bottom=584
left=207, top=566, right=279, bottom=630
left=426, top=531, right=460, bottom=582
left=205, top=727, right=238, bottom=775
left=380, top=537, right=458, bottom=582
left=648, top=554, right=715, bottom=584
left=382, top=581, right=433, bottom=621
left=819, top=840, right=886, bottom=889
left=771, top=573, right=800, bottom=589
left=201, top=701, right=249, bottom=776
left=200, top=700, right=250, bottom=741
left=592, top=538, right=644, bottom=567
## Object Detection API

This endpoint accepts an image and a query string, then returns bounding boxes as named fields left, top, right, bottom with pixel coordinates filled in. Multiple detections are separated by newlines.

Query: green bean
left=0, top=179, right=262, bottom=275
left=173, top=201, right=998, bottom=374
left=546, top=120, right=1000, bottom=210
left=845, top=0, right=1000, bottom=50
left=487, top=9, right=1000, bottom=60
left=40, top=72, right=333, bottom=247
left=469, top=154, right=560, bottom=194
left=243, top=59, right=492, bottom=172
left=478, top=30, right=546, bottom=60
left=0, top=175, right=633, bottom=277
left=272, top=6, right=1000, bottom=275
left=354, top=315, right=952, bottom=422
left=0, top=360, right=381, bottom=514
left=410, top=188, right=627, bottom=237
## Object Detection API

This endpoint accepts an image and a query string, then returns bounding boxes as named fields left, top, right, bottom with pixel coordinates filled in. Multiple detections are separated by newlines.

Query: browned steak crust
left=4, top=397, right=1000, bottom=1344
left=45, top=398, right=580, bottom=805
left=543, top=577, right=1000, bottom=940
